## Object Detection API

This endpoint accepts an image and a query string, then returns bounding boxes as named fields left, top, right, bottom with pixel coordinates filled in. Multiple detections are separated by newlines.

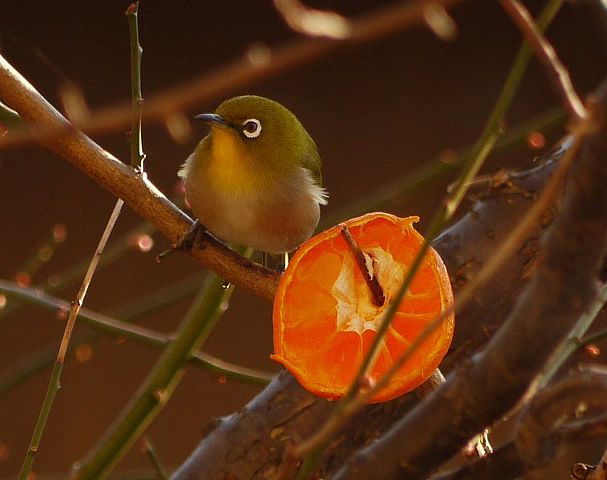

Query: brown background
left=1, top=0, right=606, bottom=477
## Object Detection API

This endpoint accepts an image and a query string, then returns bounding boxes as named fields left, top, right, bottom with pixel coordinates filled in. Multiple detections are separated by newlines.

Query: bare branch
left=0, top=54, right=280, bottom=301
left=516, top=368, right=607, bottom=469
left=434, top=370, right=607, bottom=480
left=499, top=0, right=587, bottom=123
left=331, top=77, right=607, bottom=480
left=170, top=157, right=562, bottom=480
left=587, top=446, right=607, bottom=480
left=432, top=443, right=523, bottom=480
left=19, top=198, right=124, bottom=478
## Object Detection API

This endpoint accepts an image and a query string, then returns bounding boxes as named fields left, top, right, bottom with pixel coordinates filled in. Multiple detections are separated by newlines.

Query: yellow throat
left=204, top=127, right=265, bottom=194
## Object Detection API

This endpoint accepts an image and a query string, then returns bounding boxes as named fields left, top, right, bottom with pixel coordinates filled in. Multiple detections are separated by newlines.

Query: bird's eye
left=242, top=118, right=262, bottom=139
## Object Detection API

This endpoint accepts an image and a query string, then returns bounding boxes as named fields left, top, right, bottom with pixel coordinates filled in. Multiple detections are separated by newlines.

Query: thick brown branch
left=170, top=158, right=561, bottom=480
left=0, top=54, right=279, bottom=301
left=332, top=80, right=607, bottom=480
left=432, top=443, right=523, bottom=480
left=434, top=369, right=607, bottom=480
left=516, top=369, right=607, bottom=469
left=0, top=1, right=468, bottom=298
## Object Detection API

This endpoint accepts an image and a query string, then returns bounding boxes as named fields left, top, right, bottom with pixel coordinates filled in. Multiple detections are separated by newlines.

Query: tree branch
left=433, top=369, right=607, bottom=480
left=499, top=0, right=587, bottom=123
left=332, top=79, right=607, bottom=480
left=516, top=368, right=607, bottom=470
left=0, top=54, right=279, bottom=301
left=170, top=156, right=564, bottom=480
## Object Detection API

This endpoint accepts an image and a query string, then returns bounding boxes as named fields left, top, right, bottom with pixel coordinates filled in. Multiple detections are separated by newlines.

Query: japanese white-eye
left=179, top=95, right=328, bottom=254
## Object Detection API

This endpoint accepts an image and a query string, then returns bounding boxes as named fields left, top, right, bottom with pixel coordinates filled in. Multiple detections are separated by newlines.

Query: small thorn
left=155, top=245, right=176, bottom=263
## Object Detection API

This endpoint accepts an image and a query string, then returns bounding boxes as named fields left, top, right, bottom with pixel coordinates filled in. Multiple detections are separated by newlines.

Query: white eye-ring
left=242, top=118, right=262, bottom=138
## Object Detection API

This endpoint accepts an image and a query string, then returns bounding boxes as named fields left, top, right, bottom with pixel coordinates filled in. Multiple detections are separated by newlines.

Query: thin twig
left=332, top=74, right=607, bottom=480
left=73, top=269, right=241, bottom=480
left=0, top=278, right=274, bottom=389
left=292, top=1, right=566, bottom=473
left=340, top=225, right=385, bottom=307
left=18, top=199, right=124, bottom=479
left=347, top=0, right=566, bottom=403
left=533, top=281, right=607, bottom=390
left=141, top=437, right=169, bottom=480
left=62, top=203, right=124, bottom=365
left=499, top=0, right=587, bottom=123
left=127, top=1, right=146, bottom=170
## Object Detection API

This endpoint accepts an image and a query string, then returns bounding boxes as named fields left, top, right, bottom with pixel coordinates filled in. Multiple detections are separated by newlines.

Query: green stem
left=127, top=2, right=145, bottom=170
left=535, top=282, right=607, bottom=388
left=18, top=362, right=63, bottom=479
left=0, top=223, right=156, bottom=322
left=320, top=106, right=564, bottom=229
left=0, top=278, right=272, bottom=392
left=352, top=0, right=564, bottom=405
left=18, top=198, right=125, bottom=479
left=296, top=0, right=564, bottom=477
left=73, top=271, right=238, bottom=479
left=359, top=0, right=565, bottom=409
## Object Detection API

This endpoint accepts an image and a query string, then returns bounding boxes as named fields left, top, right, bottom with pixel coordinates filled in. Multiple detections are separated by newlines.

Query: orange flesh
left=272, top=212, right=454, bottom=403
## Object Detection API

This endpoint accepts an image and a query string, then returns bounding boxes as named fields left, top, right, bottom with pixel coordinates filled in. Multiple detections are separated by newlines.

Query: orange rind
left=272, top=212, right=454, bottom=403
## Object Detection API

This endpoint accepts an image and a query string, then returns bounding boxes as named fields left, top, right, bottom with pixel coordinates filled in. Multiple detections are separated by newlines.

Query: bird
left=178, top=95, right=328, bottom=257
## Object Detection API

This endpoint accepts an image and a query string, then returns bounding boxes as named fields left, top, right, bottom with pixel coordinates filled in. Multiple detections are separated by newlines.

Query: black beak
left=195, top=113, right=234, bottom=130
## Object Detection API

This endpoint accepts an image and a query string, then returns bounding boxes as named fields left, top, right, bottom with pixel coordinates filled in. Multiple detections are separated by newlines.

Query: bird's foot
left=263, top=251, right=290, bottom=271
left=155, top=220, right=206, bottom=263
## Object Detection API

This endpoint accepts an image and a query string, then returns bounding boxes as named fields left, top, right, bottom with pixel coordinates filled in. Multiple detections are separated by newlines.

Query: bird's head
left=195, top=95, right=321, bottom=183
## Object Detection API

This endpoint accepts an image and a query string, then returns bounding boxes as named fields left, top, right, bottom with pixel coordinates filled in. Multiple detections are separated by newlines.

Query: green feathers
left=179, top=95, right=327, bottom=253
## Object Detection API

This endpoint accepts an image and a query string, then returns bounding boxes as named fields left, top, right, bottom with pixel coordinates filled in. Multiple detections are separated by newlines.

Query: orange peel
left=272, top=212, right=454, bottom=403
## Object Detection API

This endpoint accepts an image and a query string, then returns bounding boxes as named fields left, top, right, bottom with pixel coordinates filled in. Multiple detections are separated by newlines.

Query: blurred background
left=1, top=0, right=606, bottom=477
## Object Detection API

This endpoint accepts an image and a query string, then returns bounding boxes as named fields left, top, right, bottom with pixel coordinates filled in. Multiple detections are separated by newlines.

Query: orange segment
left=272, top=212, right=454, bottom=403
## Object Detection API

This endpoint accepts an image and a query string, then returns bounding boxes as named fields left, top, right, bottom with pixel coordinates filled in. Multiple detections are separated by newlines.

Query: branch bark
left=170, top=156, right=562, bottom=480
left=433, top=369, right=607, bottom=480
left=3, top=18, right=604, bottom=479
left=0, top=54, right=279, bottom=301
left=332, top=81, right=607, bottom=480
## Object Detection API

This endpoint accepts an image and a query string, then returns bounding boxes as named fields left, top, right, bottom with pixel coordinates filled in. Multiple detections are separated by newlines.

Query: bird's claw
left=155, top=220, right=206, bottom=263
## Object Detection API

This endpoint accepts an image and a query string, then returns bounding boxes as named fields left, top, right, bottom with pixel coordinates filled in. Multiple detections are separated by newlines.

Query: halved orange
left=271, top=212, right=454, bottom=403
